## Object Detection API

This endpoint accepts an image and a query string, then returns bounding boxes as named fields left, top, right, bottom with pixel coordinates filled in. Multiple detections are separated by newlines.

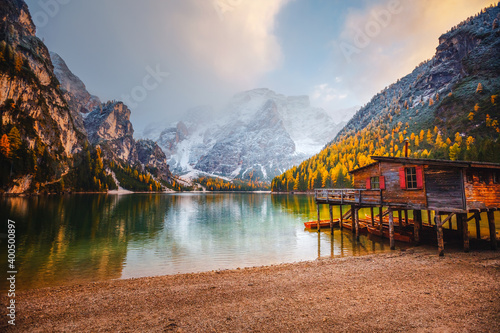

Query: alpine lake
left=2, top=192, right=496, bottom=291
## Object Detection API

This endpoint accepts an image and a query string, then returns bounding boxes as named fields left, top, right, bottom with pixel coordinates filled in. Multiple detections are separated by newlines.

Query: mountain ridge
left=0, top=0, right=173, bottom=193
left=144, top=88, right=346, bottom=182
left=272, top=4, right=500, bottom=192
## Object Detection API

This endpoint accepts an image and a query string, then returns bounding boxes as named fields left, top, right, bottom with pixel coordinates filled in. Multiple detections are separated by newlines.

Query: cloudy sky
left=25, top=0, right=492, bottom=132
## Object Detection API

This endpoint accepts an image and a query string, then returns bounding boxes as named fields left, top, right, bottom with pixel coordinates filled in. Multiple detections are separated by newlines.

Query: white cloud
left=173, top=0, right=290, bottom=88
left=332, top=0, right=493, bottom=104
left=310, top=83, right=350, bottom=109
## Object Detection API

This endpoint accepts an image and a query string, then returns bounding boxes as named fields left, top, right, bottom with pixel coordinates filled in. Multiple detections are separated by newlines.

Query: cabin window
left=406, top=167, right=418, bottom=189
left=366, top=176, right=385, bottom=189
left=399, top=166, right=423, bottom=189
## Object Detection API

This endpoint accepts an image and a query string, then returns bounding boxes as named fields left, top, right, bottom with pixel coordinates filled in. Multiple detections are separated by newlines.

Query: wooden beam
left=329, top=205, right=334, bottom=235
left=465, top=213, right=477, bottom=223
left=438, top=213, right=455, bottom=228
left=436, top=213, right=445, bottom=256
left=339, top=205, right=343, bottom=230
left=459, top=214, right=469, bottom=253
left=427, top=210, right=432, bottom=226
left=370, top=207, right=375, bottom=227
left=317, top=232, right=321, bottom=258
left=457, top=213, right=463, bottom=235
left=351, top=205, right=356, bottom=234
left=487, top=211, right=497, bottom=251
left=404, top=209, right=408, bottom=226
left=330, top=233, right=334, bottom=257
left=389, top=210, right=395, bottom=250
left=317, top=204, right=321, bottom=232
left=398, top=210, right=403, bottom=227
left=379, top=206, right=383, bottom=232
left=413, top=210, right=422, bottom=244
left=354, top=207, right=360, bottom=241
left=475, top=213, right=481, bottom=240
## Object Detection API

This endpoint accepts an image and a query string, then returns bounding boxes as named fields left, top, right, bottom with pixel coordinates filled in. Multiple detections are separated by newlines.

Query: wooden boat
left=304, top=219, right=338, bottom=229
left=365, top=214, right=415, bottom=226
left=366, top=225, right=413, bottom=243
left=340, top=220, right=368, bottom=233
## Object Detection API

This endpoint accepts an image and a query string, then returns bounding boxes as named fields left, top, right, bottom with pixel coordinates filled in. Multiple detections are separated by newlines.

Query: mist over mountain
left=144, top=88, right=346, bottom=182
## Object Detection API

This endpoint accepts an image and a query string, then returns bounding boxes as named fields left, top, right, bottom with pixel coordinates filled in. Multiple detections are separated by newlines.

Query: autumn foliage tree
left=0, top=134, right=9, bottom=158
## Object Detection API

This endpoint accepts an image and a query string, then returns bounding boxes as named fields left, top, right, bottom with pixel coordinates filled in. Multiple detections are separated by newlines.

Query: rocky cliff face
left=336, top=5, right=500, bottom=141
left=85, top=101, right=135, bottom=160
left=85, top=101, right=171, bottom=182
left=145, top=88, right=345, bottom=181
left=50, top=52, right=101, bottom=115
left=0, top=0, right=85, bottom=180
left=50, top=51, right=100, bottom=136
left=135, top=139, right=171, bottom=182
left=0, top=0, right=172, bottom=192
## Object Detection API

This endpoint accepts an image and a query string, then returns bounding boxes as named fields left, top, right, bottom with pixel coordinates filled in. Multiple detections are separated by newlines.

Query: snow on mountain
left=143, top=88, right=345, bottom=181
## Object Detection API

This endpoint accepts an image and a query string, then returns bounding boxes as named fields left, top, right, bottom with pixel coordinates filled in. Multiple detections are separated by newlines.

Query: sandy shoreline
left=2, top=246, right=499, bottom=332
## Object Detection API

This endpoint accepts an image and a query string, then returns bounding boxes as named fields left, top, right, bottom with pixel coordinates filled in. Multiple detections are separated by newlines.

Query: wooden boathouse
left=314, top=156, right=500, bottom=255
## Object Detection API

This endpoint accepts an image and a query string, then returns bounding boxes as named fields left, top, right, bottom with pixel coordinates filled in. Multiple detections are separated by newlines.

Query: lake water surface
left=2, top=192, right=475, bottom=290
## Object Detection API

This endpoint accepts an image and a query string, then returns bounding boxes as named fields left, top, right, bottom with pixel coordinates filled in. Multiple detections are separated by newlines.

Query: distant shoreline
left=0, top=190, right=278, bottom=197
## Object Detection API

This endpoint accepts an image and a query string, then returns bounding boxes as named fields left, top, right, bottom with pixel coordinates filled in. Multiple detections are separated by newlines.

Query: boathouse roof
left=349, top=156, right=500, bottom=174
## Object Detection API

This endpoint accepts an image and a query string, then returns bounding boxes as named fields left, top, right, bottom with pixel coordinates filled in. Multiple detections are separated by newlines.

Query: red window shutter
left=416, top=166, right=423, bottom=189
left=366, top=178, right=371, bottom=189
left=380, top=176, right=386, bottom=190
left=399, top=167, right=406, bottom=189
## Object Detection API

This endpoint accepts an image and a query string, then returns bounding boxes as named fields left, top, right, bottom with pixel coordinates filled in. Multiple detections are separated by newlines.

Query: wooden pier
left=314, top=157, right=500, bottom=255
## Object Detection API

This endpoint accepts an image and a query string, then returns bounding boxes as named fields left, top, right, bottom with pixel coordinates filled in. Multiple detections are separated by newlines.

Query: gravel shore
left=3, top=247, right=500, bottom=332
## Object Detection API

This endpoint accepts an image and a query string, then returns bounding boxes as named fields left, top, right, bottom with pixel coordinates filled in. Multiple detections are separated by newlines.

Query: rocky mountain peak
left=50, top=51, right=101, bottom=114
left=145, top=88, right=345, bottom=181
left=85, top=101, right=134, bottom=145
left=336, top=4, right=500, bottom=141
left=0, top=0, right=36, bottom=40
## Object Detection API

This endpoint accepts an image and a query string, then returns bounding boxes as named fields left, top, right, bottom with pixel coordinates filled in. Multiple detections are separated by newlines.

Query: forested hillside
left=272, top=4, right=500, bottom=192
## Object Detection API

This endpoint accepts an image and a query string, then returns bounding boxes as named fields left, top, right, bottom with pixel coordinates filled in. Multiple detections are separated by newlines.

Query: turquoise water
left=4, top=192, right=482, bottom=290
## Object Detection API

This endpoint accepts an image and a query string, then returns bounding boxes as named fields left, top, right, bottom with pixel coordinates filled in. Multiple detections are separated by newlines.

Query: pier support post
left=329, top=204, right=334, bottom=235
left=475, top=213, right=481, bottom=240
left=389, top=209, right=395, bottom=250
left=404, top=209, right=408, bottom=226
left=339, top=205, right=343, bottom=230
left=317, top=232, right=321, bottom=258
left=427, top=210, right=432, bottom=225
left=370, top=207, right=375, bottom=226
left=436, top=213, right=444, bottom=256
left=331, top=232, right=334, bottom=257
left=354, top=207, right=359, bottom=241
left=317, top=204, right=321, bottom=232
left=379, top=206, right=383, bottom=231
left=487, top=211, right=497, bottom=251
left=457, top=213, right=463, bottom=236
left=350, top=205, right=356, bottom=234
left=398, top=210, right=403, bottom=228
left=413, top=210, right=422, bottom=244
left=459, top=214, right=469, bottom=253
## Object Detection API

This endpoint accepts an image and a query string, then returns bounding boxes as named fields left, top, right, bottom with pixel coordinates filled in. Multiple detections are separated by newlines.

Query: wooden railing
left=314, top=188, right=382, bottom=205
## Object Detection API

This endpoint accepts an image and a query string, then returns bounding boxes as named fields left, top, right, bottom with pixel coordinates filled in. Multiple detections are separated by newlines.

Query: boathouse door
left=425, top=167, right=465, bottom=211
